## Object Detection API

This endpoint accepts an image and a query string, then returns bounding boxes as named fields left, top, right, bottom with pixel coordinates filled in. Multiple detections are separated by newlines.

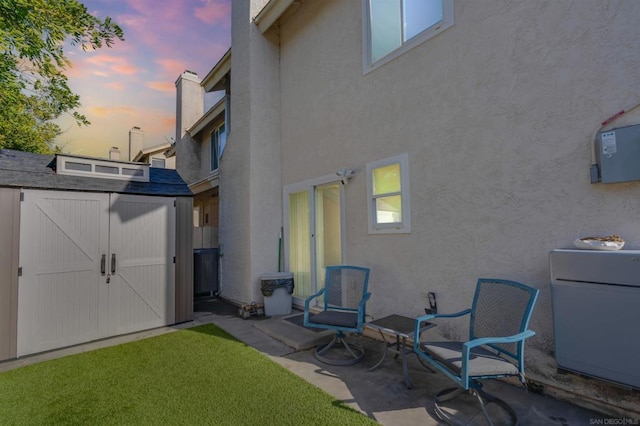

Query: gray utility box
left=194, top=248, right=219, bottom=297
left=596, top=123, right=640, bottom=183
left=550, top=249, right=640, bottom=389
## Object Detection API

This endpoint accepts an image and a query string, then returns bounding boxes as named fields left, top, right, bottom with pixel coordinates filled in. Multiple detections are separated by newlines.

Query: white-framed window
left=363, top=0, right=454, bottom=72
left=210, top=122, right=225, bottom=172
left=366, top=153, right=411, bottom=234
left=151, top=157, right=166, bottom=168
left=56, top=154, right=149, bottom=182
left=193, top=206, right=201, bottom=227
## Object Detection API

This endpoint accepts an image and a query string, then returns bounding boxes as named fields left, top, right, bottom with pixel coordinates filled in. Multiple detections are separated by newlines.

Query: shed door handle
left=111, top=253, right=116, bottom=274
left=101, top=254, right=106, bottom=275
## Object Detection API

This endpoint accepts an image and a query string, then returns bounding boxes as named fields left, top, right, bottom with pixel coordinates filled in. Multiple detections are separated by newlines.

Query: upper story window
left=363, top=0, right=454, bottom=72
left=210, top=122, right=226, bottom=172
left=366, top=153, right=411, bottom=234
left=151, top=157, right=166, bottom=168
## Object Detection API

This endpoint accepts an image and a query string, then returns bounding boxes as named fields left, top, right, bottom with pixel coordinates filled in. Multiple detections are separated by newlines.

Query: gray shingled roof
left=0, top=149, right=192, bottom=197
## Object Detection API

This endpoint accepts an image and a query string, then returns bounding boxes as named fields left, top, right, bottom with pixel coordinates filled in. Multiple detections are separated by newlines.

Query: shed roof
left=0, top=149, right=192, bottom=197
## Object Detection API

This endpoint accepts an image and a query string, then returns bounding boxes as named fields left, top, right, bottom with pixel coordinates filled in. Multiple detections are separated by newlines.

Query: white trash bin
left=260, top=272, right=294, bottom=316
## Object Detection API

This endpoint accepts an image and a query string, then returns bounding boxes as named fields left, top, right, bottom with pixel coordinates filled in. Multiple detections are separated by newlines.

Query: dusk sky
left=55, top=0, right=231, bottom=159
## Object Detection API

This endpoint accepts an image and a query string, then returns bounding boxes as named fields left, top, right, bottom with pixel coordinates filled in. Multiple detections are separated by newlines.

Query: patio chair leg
left=316, top=335, right=338, bottom=356
left=341, top=337, right=361, bottom=359
left=315, top=332, right=365, bottom=366
left=474, top=388, right=518, bottom=426
left=433, top=386, right=517, bottom=426
left=433, top=387, right=464, bottom=425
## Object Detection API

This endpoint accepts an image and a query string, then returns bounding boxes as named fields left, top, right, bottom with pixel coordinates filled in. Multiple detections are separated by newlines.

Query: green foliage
left=0, top=0, right=123, bottom=153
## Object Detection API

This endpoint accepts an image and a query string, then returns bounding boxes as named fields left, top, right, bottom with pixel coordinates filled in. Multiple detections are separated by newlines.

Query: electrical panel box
left=596, top=123, right=640, bottom=183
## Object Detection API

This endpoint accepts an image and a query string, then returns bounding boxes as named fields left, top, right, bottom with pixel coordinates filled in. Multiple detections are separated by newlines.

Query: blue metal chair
left=413, top=278, right=539, bottom=425
left=303, top=266, right=371, bottom=365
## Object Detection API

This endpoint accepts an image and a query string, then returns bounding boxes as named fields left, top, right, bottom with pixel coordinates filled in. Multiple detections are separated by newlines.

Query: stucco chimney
left=128, top=126, right=144, bottom=161
left=174, top=70, right=204, bottom=183
left=175, top=71, right=204, bottom=141
left=109, top=146, right=120, bottom=161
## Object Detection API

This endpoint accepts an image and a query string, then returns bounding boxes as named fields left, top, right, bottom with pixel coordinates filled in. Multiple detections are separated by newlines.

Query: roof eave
left=202, top=49, right=231, bottom=93
left=187, top=97, right=226, bottom=137
left=254, top=0, right=297, bottom=34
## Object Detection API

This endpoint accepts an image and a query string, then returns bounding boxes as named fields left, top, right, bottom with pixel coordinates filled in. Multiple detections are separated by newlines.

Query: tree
left=0, top=0, right=124, bottom=153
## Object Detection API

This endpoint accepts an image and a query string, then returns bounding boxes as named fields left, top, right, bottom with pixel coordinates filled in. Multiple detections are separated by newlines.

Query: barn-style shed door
left=17, top=190, right=175, bottom=357
left=107, top=194, right=175, bottom=335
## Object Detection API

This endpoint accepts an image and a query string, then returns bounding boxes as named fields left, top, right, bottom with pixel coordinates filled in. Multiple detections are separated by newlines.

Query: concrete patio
left=0, top=297, right=620, bottom=425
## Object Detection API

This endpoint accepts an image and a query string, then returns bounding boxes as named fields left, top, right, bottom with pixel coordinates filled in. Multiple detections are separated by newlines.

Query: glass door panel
left=314, top=183, right=342, bottom=290
left=285, top=180, right=343, bottom=307
left=288, top=190, right=311, bottom=300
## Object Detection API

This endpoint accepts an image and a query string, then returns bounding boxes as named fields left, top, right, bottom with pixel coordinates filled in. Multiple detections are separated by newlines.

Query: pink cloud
left=112, top=63, right=137, bottom=75
left=162, top=115, right=176, bottom=128
left=146, top=81, right=175, bottom=93
left=90, top=105, right=134, bottom=117
left=156, top=58, right=187, bottom=79
left=85, top=54, right=138, bottom=76
left=106, top=82, right=125, bottom=90
left=194, top=0, right=231, bottom=24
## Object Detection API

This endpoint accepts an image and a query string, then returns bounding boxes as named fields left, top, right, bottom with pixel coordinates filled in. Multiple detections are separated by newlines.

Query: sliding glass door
left=284, top=179, right=344, bottom=306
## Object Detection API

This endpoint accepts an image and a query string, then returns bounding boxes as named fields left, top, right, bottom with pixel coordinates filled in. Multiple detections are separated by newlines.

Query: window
left=56, top=155, right=149, bottom=182
left=122, top=168, right=144, bottom=177
left=210, top=122, right=225, bottom=172
left=94, top=165, right=118, bottom=174
left=193, top=206, right=201, bottom=227
left=366, top=153, right=411, bottom=233
left=364, top=0, right=454, bottom=71
left=151, top=158, right=166, bottom=168
left=65, top=161, right=92, bottom=172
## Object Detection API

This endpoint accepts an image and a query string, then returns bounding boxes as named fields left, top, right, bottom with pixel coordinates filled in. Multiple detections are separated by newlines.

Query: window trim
left=366, top=153, right=411, bottom=234
left=55, top=154, right=149, bottom=182
left=362, top=0, right=454, bottom=73
left=210, top=122, right=224, bottom=172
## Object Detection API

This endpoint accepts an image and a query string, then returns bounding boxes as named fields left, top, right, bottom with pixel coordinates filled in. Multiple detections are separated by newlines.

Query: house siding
left=274, top=0, right=640, bottom=415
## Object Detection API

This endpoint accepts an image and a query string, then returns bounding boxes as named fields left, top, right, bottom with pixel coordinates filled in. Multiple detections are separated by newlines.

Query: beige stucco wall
left=219, top=0, right=283, bottom=305
left=276, top=0, right=640, bottom=415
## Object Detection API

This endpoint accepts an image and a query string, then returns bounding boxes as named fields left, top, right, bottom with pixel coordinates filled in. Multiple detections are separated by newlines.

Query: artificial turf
left=0, top=324, right=378, bottom=425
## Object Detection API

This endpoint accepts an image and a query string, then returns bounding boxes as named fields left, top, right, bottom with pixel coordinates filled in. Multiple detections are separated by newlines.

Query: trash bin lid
left=261, top=272, right=293, bottom=280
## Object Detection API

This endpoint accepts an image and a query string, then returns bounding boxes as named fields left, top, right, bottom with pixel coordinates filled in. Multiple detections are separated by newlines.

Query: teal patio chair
left=413, top=278, right=539, bottom=425
left=303, top=266, right=371, bottom=365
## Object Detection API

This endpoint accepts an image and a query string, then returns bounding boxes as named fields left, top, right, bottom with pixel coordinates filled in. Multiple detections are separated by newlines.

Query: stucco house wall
left=218, top=0, right=283, bottom=305
left=273, top=0, right=640, bottom=415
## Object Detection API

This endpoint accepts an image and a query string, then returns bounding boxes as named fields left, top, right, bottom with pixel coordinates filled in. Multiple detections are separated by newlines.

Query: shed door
left=17, top=190, right=176, bottom=357
left=107, top=194, right=175, bottom=335
left=17, top=190, right=110, bottom=356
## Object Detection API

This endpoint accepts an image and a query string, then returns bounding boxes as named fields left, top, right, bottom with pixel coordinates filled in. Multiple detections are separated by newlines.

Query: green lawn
left=0, top=324, right=378, bottom=425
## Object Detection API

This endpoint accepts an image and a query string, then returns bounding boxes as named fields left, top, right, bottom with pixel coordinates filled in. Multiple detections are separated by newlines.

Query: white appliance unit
left=550, top=249, right=640, bottom=389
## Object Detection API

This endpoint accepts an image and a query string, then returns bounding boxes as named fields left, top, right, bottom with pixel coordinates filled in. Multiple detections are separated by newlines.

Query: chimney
left=109, top=146, right=121, bottom=161
left=175, top=70, right=204, bottom=142
left=129, top=126, right=144, bottom=161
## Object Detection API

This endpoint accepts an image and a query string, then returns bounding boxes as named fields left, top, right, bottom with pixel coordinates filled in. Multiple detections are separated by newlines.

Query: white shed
left=0, top=149, right=193, bottom=360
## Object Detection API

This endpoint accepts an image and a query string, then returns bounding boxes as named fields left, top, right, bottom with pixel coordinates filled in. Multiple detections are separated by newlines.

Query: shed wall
left=175, top=196, right=194, bottom=322
left=0, top=188, right=20, bottom=361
